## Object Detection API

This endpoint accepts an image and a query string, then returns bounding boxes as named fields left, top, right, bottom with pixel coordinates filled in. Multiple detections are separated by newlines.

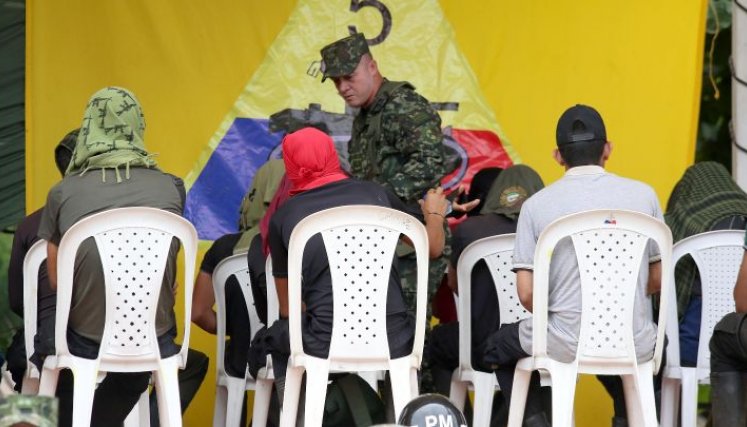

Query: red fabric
left=260, top=174, right=292, bottom=256
left=282, top=127, right=348, bottom=196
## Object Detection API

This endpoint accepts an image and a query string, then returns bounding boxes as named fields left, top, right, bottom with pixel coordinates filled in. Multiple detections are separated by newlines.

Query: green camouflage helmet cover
left=320, top=33, right=370, bottom=82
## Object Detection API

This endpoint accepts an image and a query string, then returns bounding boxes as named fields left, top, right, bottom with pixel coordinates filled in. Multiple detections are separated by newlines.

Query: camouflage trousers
left=397, top=227, right=451, bottom=393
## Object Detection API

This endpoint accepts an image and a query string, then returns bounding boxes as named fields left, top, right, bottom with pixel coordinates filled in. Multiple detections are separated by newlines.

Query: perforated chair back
left=54, top=207, right=197, bottom=370
left=456, top=234, right=526, bottom=372
left=213, top=252, right=262, bottom=382
left=21, top=239, right=47, bottom=392
left=532, top=210, right=672, bottom=370
left=279, top=205, right=428, bottom=426
left=687, top=231, right=744, bottom=370
left=508, top=209, right=672, bottom=427
left=287, top=205, right=428, bottom=367
left=659, top=230, right=744, bottom=427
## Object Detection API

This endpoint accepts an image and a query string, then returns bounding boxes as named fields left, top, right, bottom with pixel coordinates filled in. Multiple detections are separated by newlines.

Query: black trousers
left=710, top=312, right=747, bottom=372
left=483, top=322, right=545, bottom=418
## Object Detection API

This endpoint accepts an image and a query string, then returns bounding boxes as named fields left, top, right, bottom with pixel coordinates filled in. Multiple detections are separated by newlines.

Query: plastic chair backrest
left=532, top=210, right=672, bottom=372
left=286, top=205, right=428, bottom=365
left=456, top=234, right=527, bottom=372
left=213, top=252, right=262, bottom=379
left=664, top=230, right=744, bottom=371
left=22, top=239, right=47, bottom=378
left=54, top=207, right=197, bottom=368
left=265, top=255, right=279, bottom=325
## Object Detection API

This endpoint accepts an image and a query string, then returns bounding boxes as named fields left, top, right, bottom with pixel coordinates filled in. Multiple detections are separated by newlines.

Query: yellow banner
left=27, top=1, right=706, bottom=425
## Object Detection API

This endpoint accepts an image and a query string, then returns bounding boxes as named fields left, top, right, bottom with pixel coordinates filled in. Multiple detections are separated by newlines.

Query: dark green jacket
left=349, top=80, right=446, bottom=204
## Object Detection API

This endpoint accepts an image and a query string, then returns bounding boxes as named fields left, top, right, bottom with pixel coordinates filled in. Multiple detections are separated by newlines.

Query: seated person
left=249, top=127, right=448, bottom=411
left=665, top=162, right=747, bottom=366
left=37, top=87, right=191, bottom=427
left=709, top=230, right=747, bottom=426
left=425, top=164, right=544, bottom=398
left=6, top=129, right=77, bottom=391
left=192, top=158, right=285, bottom=376
left=483, top=105, right=663, bottom=427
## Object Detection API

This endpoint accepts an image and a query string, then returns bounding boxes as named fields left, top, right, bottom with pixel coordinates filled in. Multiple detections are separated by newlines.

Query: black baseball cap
left=556, top=104, right=606, bottom=147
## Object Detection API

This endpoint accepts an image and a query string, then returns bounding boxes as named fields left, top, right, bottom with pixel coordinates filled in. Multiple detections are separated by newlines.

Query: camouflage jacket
left=349, top=80, right=446, bottom=204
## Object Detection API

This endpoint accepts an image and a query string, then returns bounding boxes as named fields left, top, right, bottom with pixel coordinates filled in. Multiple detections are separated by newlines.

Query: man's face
left=331, top=56, right=379, bottom=108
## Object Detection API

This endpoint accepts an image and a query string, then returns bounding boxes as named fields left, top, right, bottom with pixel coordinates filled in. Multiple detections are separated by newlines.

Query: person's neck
left=361, top=77, right=385, bottom=109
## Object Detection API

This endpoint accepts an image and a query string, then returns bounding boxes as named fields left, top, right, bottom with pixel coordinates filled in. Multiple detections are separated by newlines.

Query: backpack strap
left=336, top=374, right=373, bottom=426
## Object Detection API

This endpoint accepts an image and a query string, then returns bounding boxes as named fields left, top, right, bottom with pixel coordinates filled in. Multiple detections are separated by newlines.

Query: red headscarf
left=282, top=127, right=348, bottom=196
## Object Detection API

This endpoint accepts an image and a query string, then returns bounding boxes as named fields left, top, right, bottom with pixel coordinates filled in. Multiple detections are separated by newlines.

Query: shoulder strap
left=336, top=374, right=373, bottom=426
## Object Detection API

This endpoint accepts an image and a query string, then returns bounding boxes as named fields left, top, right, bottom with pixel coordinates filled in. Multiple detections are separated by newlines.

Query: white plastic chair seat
left=278, top=205, right=429, bottom=427
left=507, top=210, right=673, bottom=427
left=660, top=230, right=745, bottom=427
left=36, top=207, right=197, bottom=427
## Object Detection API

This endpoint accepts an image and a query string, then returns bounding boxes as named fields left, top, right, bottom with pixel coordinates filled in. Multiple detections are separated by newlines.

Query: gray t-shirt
left=38, top=167, right=185, bottom=342
left=513, top=165, right=663, bottom=363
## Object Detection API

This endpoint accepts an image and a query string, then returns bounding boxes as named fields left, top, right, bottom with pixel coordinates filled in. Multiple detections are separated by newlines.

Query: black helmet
left=397, top=394, right=467, bottom=427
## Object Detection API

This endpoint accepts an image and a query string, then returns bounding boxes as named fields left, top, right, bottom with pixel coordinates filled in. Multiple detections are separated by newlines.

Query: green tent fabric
left=0, top=1, right=25, bottom=231
left=0, top=1, right=25, bottom=352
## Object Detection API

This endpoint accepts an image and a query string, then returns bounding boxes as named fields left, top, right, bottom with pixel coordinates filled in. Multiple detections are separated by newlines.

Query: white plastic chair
left=37, top=207, right=197, bottom=427
left=212, top=252, right=270, bottom=427
left=660, top=230, right=745, bottom=427
left=449, top=234, right=529, bottom=427
left=279, top=205, right=429, bottom=427
left=252, top=255, right=277, bottom=424
left=20, top=239, right=47, bottom=394
left=507, top=210, right=673, bottom=427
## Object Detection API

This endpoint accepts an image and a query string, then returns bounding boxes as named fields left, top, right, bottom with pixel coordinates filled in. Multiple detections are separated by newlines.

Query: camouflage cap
left=320, top=33, right=370, bottom=82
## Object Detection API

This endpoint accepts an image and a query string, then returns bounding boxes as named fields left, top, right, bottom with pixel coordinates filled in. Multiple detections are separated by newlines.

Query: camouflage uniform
left=0, top=395, right=57, bottom=427
left=321, top=35, right=449, bottom=374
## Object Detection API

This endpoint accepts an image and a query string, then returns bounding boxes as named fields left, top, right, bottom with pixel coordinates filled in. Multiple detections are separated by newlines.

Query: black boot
left=710, top=371, right=747, bottom=427
left=611, top=416, right=628, bottom=427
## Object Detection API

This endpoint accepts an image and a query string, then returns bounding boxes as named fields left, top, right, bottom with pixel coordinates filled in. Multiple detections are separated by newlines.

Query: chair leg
left=71, top=359, right=99, bottom=427
left=253, top=378, right=274, bottom=427
left=680, top=372, right=698, bottom=427
left=507, top=368, right=531, bottom=427
left=622, top=363, right=657, bottom=427
left=471, top=372, right=497, bottom=427
left=213, top=384, right=228, bottom=427
left=549, top=366, right=578, bottom=427
left=279, top=365, right=304, bottom=427
left=125, top=390, right=150, bottom=427
left=21, top=377, right=40, bottom=395
left=659, top=376, right=680, bottom=427
left=154, top=357, right=183, bottom=427
left=389, top=358, right=416, bottom=420
left=38, top=364, right=60, bottom=397
left=225, top=378, right=247, bottom=427
left=448, top=373, right=468, bottom=412
left=303, top=359, right=330, bottom=427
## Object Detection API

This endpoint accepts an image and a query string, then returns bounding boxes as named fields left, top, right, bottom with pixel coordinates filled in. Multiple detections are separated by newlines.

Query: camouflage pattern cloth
left=319, top=33, right=370, bottom=82
left=349, top=80, right=446, bottom=204
left=0, top=395, right=57, bottom=427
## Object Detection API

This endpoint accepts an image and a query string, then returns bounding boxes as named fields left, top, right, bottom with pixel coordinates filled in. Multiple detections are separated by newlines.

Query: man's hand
left=419, top=187, right=449, bottom=218
left=419, top=187, right=448, bottom=258
left=450, top=185, right=480, bottom=214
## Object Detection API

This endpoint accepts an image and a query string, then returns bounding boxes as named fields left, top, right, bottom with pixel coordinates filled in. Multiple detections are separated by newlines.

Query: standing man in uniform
left=319, top=32, right=453, bottom=324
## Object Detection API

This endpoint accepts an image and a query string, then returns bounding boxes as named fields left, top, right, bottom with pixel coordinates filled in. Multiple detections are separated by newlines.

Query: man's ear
left=601, top=141, right=612, bottom=163
left=553, top=148, right=566, bottom=167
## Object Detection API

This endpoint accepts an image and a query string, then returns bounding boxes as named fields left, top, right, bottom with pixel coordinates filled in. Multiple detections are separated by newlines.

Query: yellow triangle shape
left=185, top=0, right=518, bottom=240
